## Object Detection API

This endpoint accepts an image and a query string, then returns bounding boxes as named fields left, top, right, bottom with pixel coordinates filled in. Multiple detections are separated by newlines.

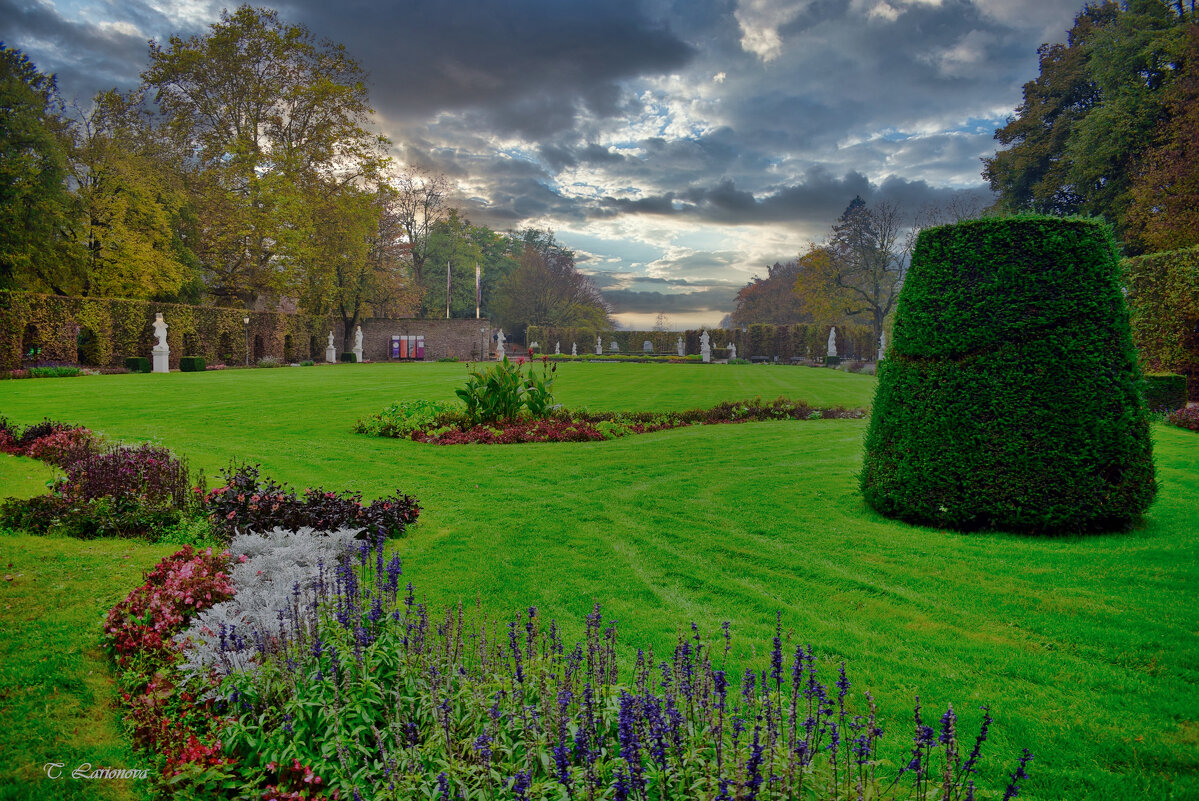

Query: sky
left=1, top=0, right=1087, bottom=328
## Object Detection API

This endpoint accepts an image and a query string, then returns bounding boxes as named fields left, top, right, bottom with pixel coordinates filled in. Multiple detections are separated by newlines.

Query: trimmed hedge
left=0, top=290, right=332, bottom=371
left=1124, top=246, right=1199, bottom=401
left=1144, top=373, right=1188, bottom=411
left=124, top=357, right=151, bottom=373
left=861, top=216, right=1156, bottom=533
left=339, top=352, right=357, bottom=363
left=526, top=323, right=876, bottom=361
left=179, top=356, right=206, bottom=372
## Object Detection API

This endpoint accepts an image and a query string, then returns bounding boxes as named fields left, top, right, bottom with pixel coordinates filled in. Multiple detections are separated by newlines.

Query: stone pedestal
left=326, top=346, right=337, bottom=363
left=152, top=346, right=169, bottom=374
left=353, top=346, right=364, bottom=363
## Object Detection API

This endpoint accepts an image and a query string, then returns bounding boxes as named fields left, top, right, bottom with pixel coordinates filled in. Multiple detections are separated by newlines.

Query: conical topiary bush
left=860, top=216, right=1156, bottom=533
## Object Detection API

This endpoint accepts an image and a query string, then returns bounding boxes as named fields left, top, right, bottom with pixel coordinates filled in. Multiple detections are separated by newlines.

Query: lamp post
left=243, top=316, right=250, bottom=366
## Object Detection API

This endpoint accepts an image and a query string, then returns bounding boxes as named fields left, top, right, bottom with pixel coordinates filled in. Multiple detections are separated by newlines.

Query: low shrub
left=353, top=399, right=462, bottom=438
left=29, top=365, right=82, bottom=378
left=201, top=462, right=420, bottom=540
left=125, top=356, right=152, bottom=373
left=339, top=351, right=357, bottom=363
left=437, top=356, right=459, bottom=362
left=24, top=426, right=100, bottom=468
left=360, top=397, right=866, bottom=445
left=0, top=494, right=70, bottom=534
left=107, top=530, right=1035, bottom=800
left=256, top=356, right=283, bottom=368
left=179, top=356, right=206, bottom=372
left=1144, top=373, right=1188, bottom=411
left=1167, top=405, right=1199, bottom=432
left=299, top=359, right=315, bottom=367
left=727, top=357, right=751, bottom=365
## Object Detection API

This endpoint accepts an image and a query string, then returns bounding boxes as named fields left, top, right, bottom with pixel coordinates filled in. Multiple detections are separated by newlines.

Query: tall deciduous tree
left=793, top=197, right=909, bottom=350
left=391, top=170, right=450, bottom=313
left=67, top=89, right=192, bottom=299
left=730, top=260, right=810, bottom=326
left=141, top=5, right=387, bottom=306
left=1128, top=24, right=1199, bottom=251
left=0, top=45, right=77, bottom=293
left=493, top=240, right=611, bottom=341
left=983, top=1, right=1196, bottom=251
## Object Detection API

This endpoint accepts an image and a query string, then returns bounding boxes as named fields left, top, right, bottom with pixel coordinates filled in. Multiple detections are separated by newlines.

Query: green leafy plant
left=455, top=357, right=527, bottom=425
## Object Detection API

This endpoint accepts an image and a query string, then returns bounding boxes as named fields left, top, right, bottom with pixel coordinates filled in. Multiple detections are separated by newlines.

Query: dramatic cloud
left=2, top=0, right=1087, bottom=327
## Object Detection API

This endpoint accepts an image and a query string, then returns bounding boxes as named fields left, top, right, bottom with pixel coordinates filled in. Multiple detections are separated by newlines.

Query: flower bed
left=1167, top=405, right=1199, bottom=432
left=107, top=528, right=1034, bottom=800
left=358, top=396, right=866, bottom=445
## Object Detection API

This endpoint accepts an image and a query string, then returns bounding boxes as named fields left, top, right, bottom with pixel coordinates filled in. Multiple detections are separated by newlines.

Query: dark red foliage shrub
left=64, top=444, right=192, bottom=511
left=203, top=463, right=420, bottom=539
left=24, top=426, right=100, bottom=468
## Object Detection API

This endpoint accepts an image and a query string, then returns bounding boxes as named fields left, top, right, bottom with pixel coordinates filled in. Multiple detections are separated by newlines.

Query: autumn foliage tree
left=142, top=5, right=388, bottom=307
left=729, top=261, right=810, bottom=326
left=1127, top=24, right=1199, bottom=251
left=493, top=240, right=610, bottom=341
left=983, top=1, right=1197, bottom=252
left=792, top=197, right=909, bottom=351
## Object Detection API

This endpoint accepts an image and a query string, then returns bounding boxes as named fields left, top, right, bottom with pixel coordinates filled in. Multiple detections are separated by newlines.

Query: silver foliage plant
left=175, top=527, right=361, bottom=679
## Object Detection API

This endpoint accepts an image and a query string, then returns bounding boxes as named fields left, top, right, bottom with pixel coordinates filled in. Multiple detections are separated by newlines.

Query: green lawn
left=1, top=362, right=1196, bottom=800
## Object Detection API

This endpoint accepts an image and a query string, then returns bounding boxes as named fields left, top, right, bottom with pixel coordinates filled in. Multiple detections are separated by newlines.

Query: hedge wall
left=0, top=291, right=332, bottom=371
left=861, top=216, right=1156, bottom=533
left=526, top=323, right=875, bottom=361
left=1124, top=245, right=1199, bottom=402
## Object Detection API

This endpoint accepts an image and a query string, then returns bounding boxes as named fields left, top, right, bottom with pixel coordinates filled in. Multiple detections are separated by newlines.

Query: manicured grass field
left=1, top=362, right=1196, bottom=800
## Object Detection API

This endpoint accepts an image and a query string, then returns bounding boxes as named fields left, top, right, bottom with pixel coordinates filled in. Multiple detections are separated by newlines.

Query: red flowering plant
left=104, top=545, right=240, bottom=783
left=103, top=545, right=236, bottom=668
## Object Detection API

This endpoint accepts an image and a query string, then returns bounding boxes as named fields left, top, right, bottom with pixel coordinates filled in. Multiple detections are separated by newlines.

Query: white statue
left=728, top=342, right=737, bottom=360
left=496, top=329, right=506, bottom=360
left=676, top=336, right=685, bottom=358
left=353, top=325, right=364, bottom=362
left=151, top=313, right=169, bottom=373
left=328, top=330, right=335, bottom=348
left=555, top=341, right=561, bottom=355
left=609, top=339, right=618, bottom=352
left=153, top=313, right=168, bottom=349
left=700, top=330, right=711, bottom=363
left=595, top=335, right=602, bottom=355
left=325, top=330, right=337, bottom=363
left=571, top=342, right=577, bottom=356
left=878, top=330, right=886, bottom=362
left=827, top=326, right=837, bottom=358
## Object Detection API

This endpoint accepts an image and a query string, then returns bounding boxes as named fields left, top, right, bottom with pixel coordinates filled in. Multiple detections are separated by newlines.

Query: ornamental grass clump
left=861, top=216, right=1156, bottom=533
left=101, top=530, right=1036, bottom=800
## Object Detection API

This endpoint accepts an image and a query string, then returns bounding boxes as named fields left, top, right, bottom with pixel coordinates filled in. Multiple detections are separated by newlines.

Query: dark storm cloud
left=0, top=0, right=159, bottom=100
left=282, top=0, right=696, bottom=136
left=593, top=172, right=993, bottom=226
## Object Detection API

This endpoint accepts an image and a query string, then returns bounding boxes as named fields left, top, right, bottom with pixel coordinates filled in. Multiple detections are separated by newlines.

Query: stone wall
left=0, top=290, right=495, bottom=369
left=357, top=318, right=495, bottom=362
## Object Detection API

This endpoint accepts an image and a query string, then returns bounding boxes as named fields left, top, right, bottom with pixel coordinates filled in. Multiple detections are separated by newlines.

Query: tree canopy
left=983, top=1, right=1198, bottom=252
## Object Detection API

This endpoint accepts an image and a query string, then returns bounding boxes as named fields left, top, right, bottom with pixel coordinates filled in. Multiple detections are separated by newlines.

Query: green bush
left=861, top=216, right=1156, bottom=533
left=179, top=356, right=206, bottom=372
left=124, top=356, right=151, bottom=373
left=1124, top=246, right=1199, bottom=401
left=339, top=352, right=357, bottom=363
left=299, top=359, right=315, bottom=367
left=29, top=366, right=81, bottom=378
left=1144, top=373, right=1188, bottom=411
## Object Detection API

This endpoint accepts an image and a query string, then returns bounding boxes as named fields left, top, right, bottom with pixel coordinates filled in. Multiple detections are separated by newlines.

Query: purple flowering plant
left=107, top=529, right=1037, bottom=800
